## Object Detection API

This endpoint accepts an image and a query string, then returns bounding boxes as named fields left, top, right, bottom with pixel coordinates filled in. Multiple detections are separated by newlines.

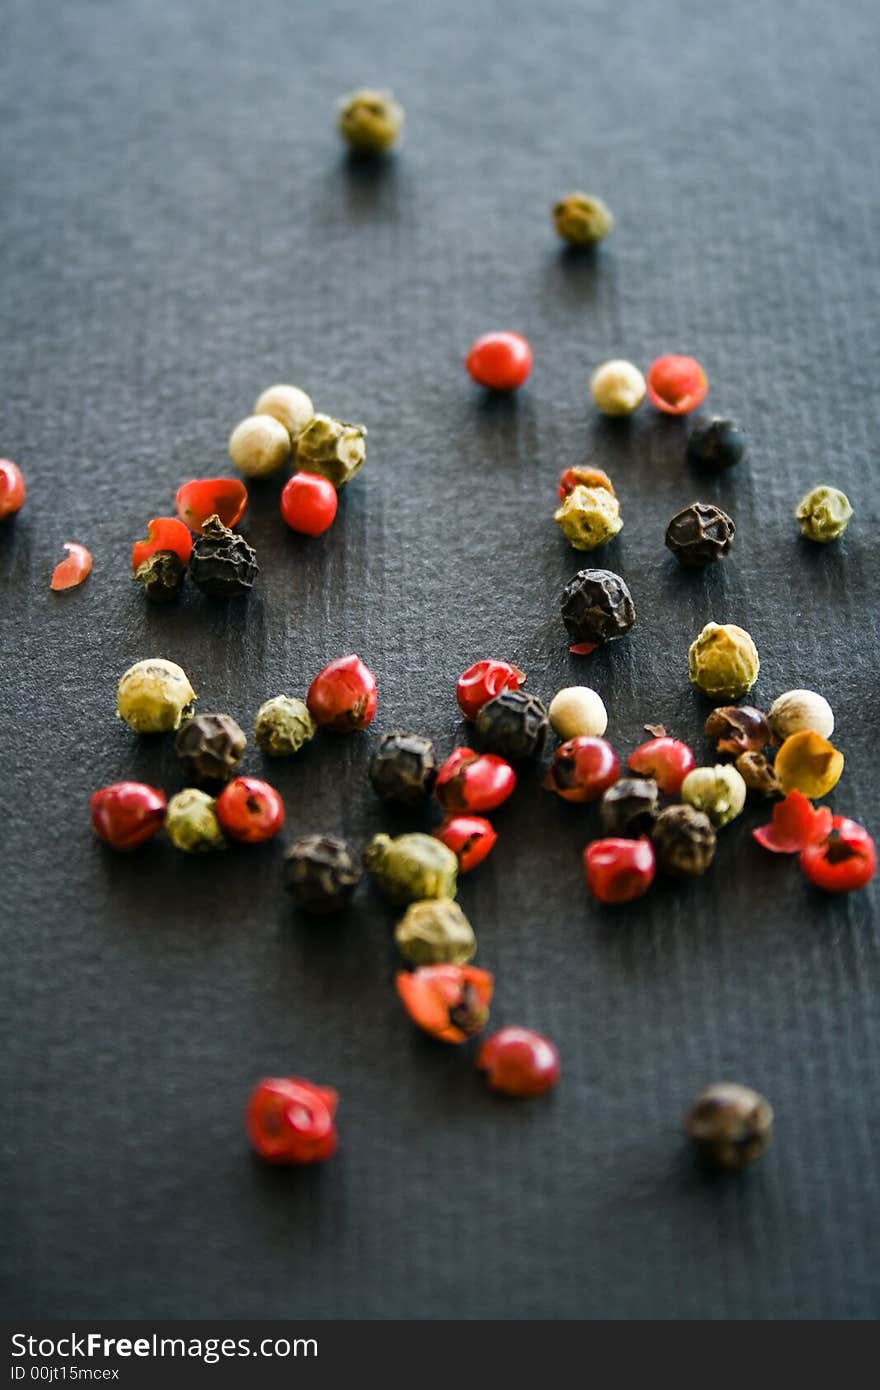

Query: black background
left=2, top=0, right=878, bottom=1320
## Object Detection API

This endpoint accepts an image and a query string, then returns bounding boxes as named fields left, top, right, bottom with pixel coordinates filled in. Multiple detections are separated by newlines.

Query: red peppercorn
left=0, top=460, right=26, bottom=520
left=800, top=817, right=877, bottom=894
left=396, top=964, right=494, bottom=1043
left=646, top=355, right=708, bottom=415
left=131, top=516, right=193, bottom=571
left=584, top=837, right=655, bottom=904
left=753, top=789, right=832, bottom=855
left=280, top=472, right=339, bottom=537
left=50, top=542, right=93, bottom=591
left=627, top=737, right=695, bottom=795
left=90, top=781, right=167, bottom=850
left=456, top=659, right=526, bottom=721
left=434, top=815, right=498, bottom=872
left=216, top=776, right=285, bottom=843
left=434, top=747, right=516, bottom=813
left=476, top=1027, right=560, bottom=1097
left=307, top=654, right=377, bottom=733
left=246, top=1076, right=338, bottom=1165
left=175, top=478, right=248, bottom=533
left=465, top=332, right=532, bottom=391
left=544, top=736, right=619, bottom=803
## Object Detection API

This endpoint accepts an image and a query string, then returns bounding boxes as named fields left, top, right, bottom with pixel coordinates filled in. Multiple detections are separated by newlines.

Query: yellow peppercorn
left=337, top=89, right=404, bottom=153
left=687, top=622, right=760, bottom=701
left=554, top=485, right=622, bottom=551
left=253, top=384, right=315, bottom=439
left=116, top=658, right=196, bottom=733
left=228, top=415, right=291, bottom=477
left=553, top=192, right=614, bottom=246
left=774, top=730, right=844, bottom=797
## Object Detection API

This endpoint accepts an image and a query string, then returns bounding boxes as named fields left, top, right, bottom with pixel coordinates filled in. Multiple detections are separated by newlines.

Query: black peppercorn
left=735, top=751, right=782, bottom=799
left=188, top=514, right=258, bottom=597
left=684, top=1082, right=773, bottom=1170
left=284, top=834, right=362, bottom=913
left=475, top=690, right=549, bottom=760
left=133, top=550, right=186, bottom=602
left=686, top=417, right=747, bottom=471
left=560, top=568, right=635, bottom=647
left=175, top=713, right=247, bottom=783
left=705, top=705, right=771, bottom=757
left=651, top=804, right=716, bottom=877
left=369, top=731, right=437, bottom=805
left=665, top=502, right=735, bottom=568
left=600, top=777, right=659, bottom=837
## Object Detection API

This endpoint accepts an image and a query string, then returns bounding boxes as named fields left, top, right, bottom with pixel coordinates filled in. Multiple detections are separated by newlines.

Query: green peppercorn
left=554, top=485, right=623, bottom=551
left=254, top=696, right=317, bottom=757
left=364, top=832, right=458, bottom=905
left=116, top=658, right=196, bottom=733
left=337, top=89, right=404, bottom=153
left=188, top=515, right=258, bottom=598
left=553, top=192, right=614, bottom=246
left=394, top=899, right=476, bottom=965
left=688, top=622, right=760, bottom=701
left=165, top=788, right=226, bottom=853
left=175, top=713, right=246, bottom=783
left=475, top=689, right=549, bottom=760
left=651, top=804, right=716, bottom=877
left=284, top=834, right=362, bottom=913
left=293, top=414, right=366, bottom=489
left=600, top=777, right=659, bottom=837
left=684, top=1083, right=773, bottom=1170
left=133, top=550, right=186, bottom=602
left=369, top=731, right=437, bottom=805
left=665, top=502, right=735, bottom=568
left=735, top=751, right=782, bottom=799
left=680, top=764, right=747, bottom=828
left=795, top=485, right=852, bottom=542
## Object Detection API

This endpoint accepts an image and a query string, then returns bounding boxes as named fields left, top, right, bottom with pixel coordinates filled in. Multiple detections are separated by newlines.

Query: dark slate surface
left=1, top=0, right=878, bottom=1321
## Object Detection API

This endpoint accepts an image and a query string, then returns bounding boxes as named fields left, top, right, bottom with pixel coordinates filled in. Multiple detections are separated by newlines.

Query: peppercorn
left=133, top=550, right=186, bottom=602
left=795, top=485, right=852, bottom=542
left=434, top=748, right=516, bottom=813
left=254, top=383, right=314, bottom=439
left=688, top=622, right=760, bottom=701
left=552, top=192, right=614, bottom=246
left=247, top=1077, right=338, bottom=1165
left=456, top=659, right=526, bottom=721
left=475, top=689, right=549, bottom=761
left=369, top=731, right=437, bottom=805
left=736, top=751, right=782, bottom=799
left=557, top=465, right=615, bottom=500
left=307, top=654, right=377, bottom=732
left=554, top=485, right=623, bottom=552
left=434, top=816, right=497, bottom=873
left=705, top=705, right=771, bottom=757
left=768, top=689, right=834, bottom=742
left=589, top=360, right=645, bottom=416
left=338, top=88, right=404, bottom=152
left=686, top=417, right=747, bottom=471
left=228, top=414, right=291, bottom=477
left=175, top=713, right=246, bottom=783
left=176, top=478, right=248, bottom=533
left=476, top=1028, right=560, bottom=1097
left=0, top=459, right=26, bottom=519
left=396, top=965, right=493, bottom=1043
left=216, top=776, right=284, bottom=843
left=665, top=502, right=735, bottom=568
left=548, top=686, right=608, bottom=739
left=294, top=414, right=366, bottom=488
left=395, top=899, right=476, bottom=966
left=651, top=804, right=716, bottom=877
left=364, top=832, right=458, bottom=905
left=599, top=777, right=659, bottom=837
left=684, top=1083, right=773, bottom=1170
left=466, top=332, right=533, bottom=391
left=164, top=788, right=226, bottom=853
left=801, top=817, right=877, bottom=894
left=281, top=472, right=338, bottom=536
left=188, top=515, right=258, bottom=598
left=90, top=782, right=167, bottom=851
left=681, top=764, right=747, bottom=828
left=647, top=355, right=708, bottom=415
left=117, top=658, right=196, bottom=733
left=284, top=834, right=362, bottom=913
left=254, top=695, right=317, bottom=757
left=753, top=789, right=832, bottom=855
left=627, top=737, right=695, bottom=795
left=544, top=736, right=619, bottom=803
left=774, top=730, right=844, bottom=797
left=51, top=542, right=93, bottom=591
left=560, top=568, right=636, bottom=647
left=584, top=837, right=655, bottom=904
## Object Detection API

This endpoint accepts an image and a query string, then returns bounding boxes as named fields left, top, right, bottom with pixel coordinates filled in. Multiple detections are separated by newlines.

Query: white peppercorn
left=589, top=360, right=646, bottom=416
left=228, top=414, right=291, bottom=477
left=768, top=689, right=834, bottom=742
left=254, top=384, right=315, bottom=439
left=548, top=686, right=608, bottom=739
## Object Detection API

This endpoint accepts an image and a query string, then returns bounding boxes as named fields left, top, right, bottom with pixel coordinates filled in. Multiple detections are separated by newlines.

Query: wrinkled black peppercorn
left=600, top=777, right=659, bottom=838
left=736, top=751, right=782, bottom=799
left=684, top=1082, right=773, bottom=1170
left=687, top=417, right=747, bottom=471
left=560, top=568, right=636, bottom=646
left=133, top=550, right=186, bottom=602
left=175, top=713, right=247, bottom=783
left=705, top=705, right=771, bottom=757
left=665, top=502, right=735, bottom=568
left=475, top=689, right=549, bottom=760
left=651, top=804, right=716, bottom=877
left=188, top=514, right=258, bottom=597
left=284, top=834, right=362, bottom=913
left=369, top=731, right=437, bottom=805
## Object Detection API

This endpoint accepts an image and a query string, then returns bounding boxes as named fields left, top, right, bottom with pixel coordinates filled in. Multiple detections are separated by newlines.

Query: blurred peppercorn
left=651, top=804, right=716, bottom=877
left=284, top=835, right=362, bottom=914
left=704, top=705, right=771, bottom=757
left=684, top=1083, right=773, bottom=1169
